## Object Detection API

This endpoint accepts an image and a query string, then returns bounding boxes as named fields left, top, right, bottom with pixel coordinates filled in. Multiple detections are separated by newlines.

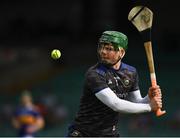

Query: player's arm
left=128, top=85, right=162, bottom=103
left=35, top=116, right=45, bottom=130
left=12, top=117, right=21, bottom=129
left=128, top=68, right=162, bottom=103
left=95, top=88, right=162, bottom=113
left=128, top=90, right=150, bottom=103
left=26, top=116, right=45, bottom=133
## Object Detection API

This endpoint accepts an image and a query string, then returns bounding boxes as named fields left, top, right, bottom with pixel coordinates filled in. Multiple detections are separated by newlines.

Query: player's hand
left=26, top=125, right=38, bottom=134
left=149, top=96, right=162, bottom=111
left=148, top=85, right=162, bottom=99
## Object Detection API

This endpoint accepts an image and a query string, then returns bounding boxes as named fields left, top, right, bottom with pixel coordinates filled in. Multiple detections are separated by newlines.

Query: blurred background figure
left=12, top=90, right=45, bottom=137
left=127, top=114, right=153, bottom=136
left=37, top=90, right=68, bottom=128
left=169, top=109, right=180, bottom=130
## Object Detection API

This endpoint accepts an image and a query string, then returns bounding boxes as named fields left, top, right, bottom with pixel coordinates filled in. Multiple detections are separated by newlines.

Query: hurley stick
left=128, top=6, right=166, bottom=116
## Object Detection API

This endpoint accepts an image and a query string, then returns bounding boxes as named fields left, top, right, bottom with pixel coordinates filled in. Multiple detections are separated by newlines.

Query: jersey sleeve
left=85, top=70, right=108, bottom=94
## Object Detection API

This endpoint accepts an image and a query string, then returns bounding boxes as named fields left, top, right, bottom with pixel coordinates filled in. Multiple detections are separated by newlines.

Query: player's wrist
left=147, top=104, right=152, bottom=112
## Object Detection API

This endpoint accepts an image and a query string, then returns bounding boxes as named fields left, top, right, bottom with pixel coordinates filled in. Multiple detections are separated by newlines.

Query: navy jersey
left=14, top=105, right=42, bottom=137
left=69, top=62, right=139, bottom=136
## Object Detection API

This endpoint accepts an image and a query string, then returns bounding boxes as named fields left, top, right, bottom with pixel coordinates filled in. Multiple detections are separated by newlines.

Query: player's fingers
left=153, top=98, right=162, bottom=107
left=155, top=95, right=162, bottom=99
left=152, top=88, right=161, bottom=96
left=154, top=88, right=161, bottom=92
left=152, top=97, right=162, bottom=105
left=150, top=85, right=160, bottom=90
left=157, top=101, right=162, bottom=108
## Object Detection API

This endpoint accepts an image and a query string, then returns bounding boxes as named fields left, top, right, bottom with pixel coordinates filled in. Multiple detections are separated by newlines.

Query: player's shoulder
left=86, top=63, right=107, bottom=77
left=120, top=62, right=137, bottom=73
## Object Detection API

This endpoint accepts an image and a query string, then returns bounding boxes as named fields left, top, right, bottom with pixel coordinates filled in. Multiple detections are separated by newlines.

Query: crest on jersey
left=123, top=79, right=130, bottom=86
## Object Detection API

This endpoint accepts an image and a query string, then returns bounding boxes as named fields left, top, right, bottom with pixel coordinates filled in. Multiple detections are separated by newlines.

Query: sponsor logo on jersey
left=116, top=92, right=128, bottom=98
left=113, top=90, right=129, bottom=99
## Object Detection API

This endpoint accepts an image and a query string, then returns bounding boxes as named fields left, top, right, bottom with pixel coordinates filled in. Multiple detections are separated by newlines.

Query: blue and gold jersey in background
left=14, top=105, right=42, bottom=137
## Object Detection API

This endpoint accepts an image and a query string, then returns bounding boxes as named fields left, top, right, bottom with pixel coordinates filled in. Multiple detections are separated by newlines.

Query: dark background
left=0, top=0, right=179, bottom=136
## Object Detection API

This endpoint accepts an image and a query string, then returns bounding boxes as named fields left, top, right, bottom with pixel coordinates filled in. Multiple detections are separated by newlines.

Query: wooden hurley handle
left=144, top=41, right=166, bottom=117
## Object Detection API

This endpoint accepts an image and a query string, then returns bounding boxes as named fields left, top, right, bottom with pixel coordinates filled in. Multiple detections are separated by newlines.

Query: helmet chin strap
left=110, top=56, right=122, bottom=66
left=111, top=49, right=125, bottom=67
